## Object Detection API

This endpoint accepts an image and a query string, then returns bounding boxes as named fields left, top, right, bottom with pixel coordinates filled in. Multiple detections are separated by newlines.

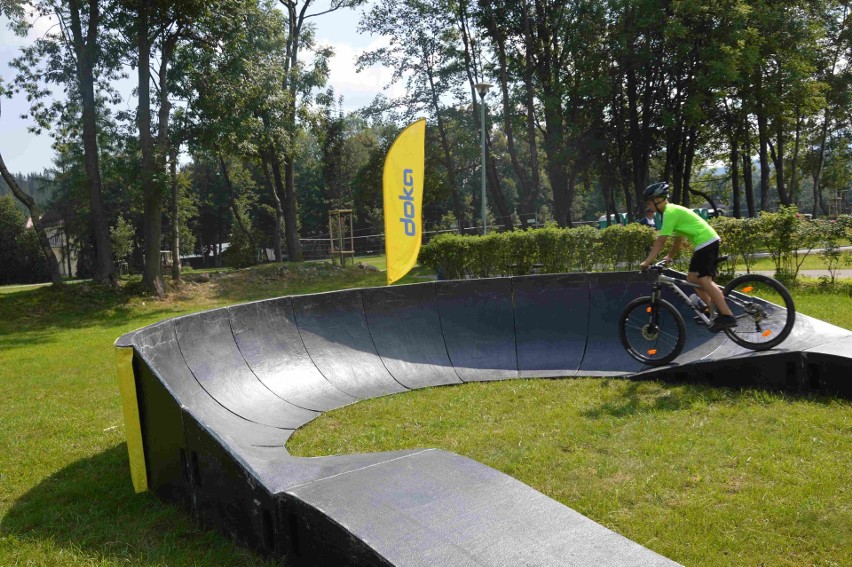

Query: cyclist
left=638, top=182, right=737, bottom=332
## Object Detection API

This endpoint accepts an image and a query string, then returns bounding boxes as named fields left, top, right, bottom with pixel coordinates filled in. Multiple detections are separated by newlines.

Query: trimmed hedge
left=420, top=208, right=852, bottom=280
left=419, top=224, right=657, bottom=279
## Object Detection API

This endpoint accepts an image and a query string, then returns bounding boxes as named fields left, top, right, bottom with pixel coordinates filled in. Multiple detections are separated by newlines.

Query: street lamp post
left=474, top=82, right=492, bottom=234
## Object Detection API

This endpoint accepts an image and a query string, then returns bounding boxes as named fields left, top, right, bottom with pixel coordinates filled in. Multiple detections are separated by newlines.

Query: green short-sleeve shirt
left=660, top=204, right=719, bottom=248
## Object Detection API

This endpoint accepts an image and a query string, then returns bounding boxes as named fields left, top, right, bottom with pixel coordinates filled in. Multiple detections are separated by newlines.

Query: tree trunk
left=769, top=126, right=789, bottom=205
left=424, top=55, right=466, bottom=230
left=541, top=85, right=569, bottom=226
left=789, top=110, right=802, bottom=206
left=626, top=57, right=652, bottom=210
left=485, top=5, right=535, bottom=229
left=682, top=129, right=697, bottom=209
left=283, top=158, right=302, bottom=261
left=281, top=0, right=304, bottom=262
left=137, top=0, right=164, bottom=298
left=670, top=127, right=684, bottom=204
left=742, top=152, right=756, bottom=218
left=260, top=152, right=284, bottom=261
left=0, top=151, right=63, bottom=285
left=756, top=78, right=772, bottom=212
left=169, top=146, right=181, bottom=282
left=68, top=0, right=114, bottom=285
left=485, top=137, right=514, bottom=231
left=812, top=106, right=831, bottom=217
left=730, top=135, right=741, bottom=218
left=217, top=154, right=256, bottom=252
left=159, top=33, right=180, bottom=283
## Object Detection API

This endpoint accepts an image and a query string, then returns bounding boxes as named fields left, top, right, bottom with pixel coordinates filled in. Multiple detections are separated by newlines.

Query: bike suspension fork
left=650, top=284, right=663, bottom=325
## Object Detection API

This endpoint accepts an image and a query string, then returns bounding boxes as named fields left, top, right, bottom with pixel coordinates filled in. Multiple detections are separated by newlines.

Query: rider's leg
left=687, top=271, right=714, bottom=309
left=688, top=240, right=733, bottom=317
left=695, top=274, right=733, bottom=316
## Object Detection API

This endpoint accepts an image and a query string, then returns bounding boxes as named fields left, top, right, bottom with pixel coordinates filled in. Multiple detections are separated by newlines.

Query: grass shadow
left=580, top=380, right=712, bottom=419
left=0, top=444, right=274, bottom=566
left=581, top=379, right=849, bottom=420
left=0, top=282, right=176, bottom=350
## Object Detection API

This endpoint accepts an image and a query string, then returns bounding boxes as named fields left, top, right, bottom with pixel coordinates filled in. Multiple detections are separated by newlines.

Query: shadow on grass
left=0, top=444, right=274, bottom=566
left=0, top=262, right=438, bottom=349
left=0, top=283, right=176, bottom=350
left=210, top=262, right=398, bottom=303
left=582, top=378, right=849, bottom=419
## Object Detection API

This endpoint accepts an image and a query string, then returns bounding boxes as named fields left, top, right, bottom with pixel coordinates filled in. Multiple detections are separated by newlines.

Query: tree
left=173, top=0, right=292, bottom=262
left=809, top=1, right=851, bottom=216
left=276, top=0, right=366, bottom=259
left=0, top=100, right=63, bottom=285
left=480, top=1, right=541, bottom=229
left=110, top=214, right=134, bottom=263
left=360, top=0, right=475, bottom=230
left=4, top=0, right=122, bottom=284
left=0, top=164, right=63, bottom=285
left=125, top=0, right=208, bottom=296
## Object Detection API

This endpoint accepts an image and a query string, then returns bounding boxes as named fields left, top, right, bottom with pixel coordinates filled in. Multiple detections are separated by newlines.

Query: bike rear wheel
left=619, top=296, right=686, bottom=366
left=722, top=274, right=796, bottom=350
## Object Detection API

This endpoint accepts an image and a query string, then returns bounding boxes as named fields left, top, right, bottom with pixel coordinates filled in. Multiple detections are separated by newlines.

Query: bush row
left=712, top=208, right=852, bottom=282
left=419, top=223, right=657, bottom=279
left=419, top=208, right=852, bottom=281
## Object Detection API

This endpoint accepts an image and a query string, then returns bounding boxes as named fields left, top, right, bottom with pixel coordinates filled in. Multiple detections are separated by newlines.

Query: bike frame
left=648, top=267, right=716, bottom=325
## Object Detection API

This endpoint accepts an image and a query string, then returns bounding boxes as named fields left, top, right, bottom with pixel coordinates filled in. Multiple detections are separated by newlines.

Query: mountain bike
left=618, top=258, right=797, bottom=366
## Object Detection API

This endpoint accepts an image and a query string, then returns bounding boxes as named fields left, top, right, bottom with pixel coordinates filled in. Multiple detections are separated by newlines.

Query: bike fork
left=649, top=288, right=662, bottom=326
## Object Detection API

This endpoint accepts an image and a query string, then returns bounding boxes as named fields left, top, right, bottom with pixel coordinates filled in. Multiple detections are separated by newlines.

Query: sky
left=0, top=1, right=399, bottom=175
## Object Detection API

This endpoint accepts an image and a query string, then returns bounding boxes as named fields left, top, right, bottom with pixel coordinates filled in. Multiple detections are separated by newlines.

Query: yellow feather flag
left=383, top=119, right=426, bottom=285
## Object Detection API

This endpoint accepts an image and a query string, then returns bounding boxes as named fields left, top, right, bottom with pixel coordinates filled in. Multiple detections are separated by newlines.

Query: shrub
left=503, top=230, right=538, bottom=275
left=711, top=216, right=761, bottom=276
left=419, top=223, right=651, bottom=279
left=531, top=226, right=568, bottom=273
left=754, top=206, right=803, bottom=278
left=419, top=212, right=852, bottom=283
left=598, top=223, right=655, bottom=271
left=419, top=233, right=469, bottom=279
left=567, top=225, right=600, bottom=271
left=818, top=218, right=849, bottom=284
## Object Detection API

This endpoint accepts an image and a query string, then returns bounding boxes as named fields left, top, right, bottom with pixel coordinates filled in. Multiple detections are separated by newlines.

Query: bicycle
left=618, top=258, right=797, bottom=366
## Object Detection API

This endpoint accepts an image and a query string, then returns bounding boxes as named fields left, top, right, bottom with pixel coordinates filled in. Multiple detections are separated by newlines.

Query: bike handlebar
left=641, top=259, right=670, bottom=273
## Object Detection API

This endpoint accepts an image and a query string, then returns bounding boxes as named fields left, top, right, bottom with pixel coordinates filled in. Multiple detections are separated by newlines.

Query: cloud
left=319, top=36, right=406, bottom=111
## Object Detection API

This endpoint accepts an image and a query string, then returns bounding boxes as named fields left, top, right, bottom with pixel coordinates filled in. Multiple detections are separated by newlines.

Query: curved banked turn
left=115, top=272, right=852, bottom=566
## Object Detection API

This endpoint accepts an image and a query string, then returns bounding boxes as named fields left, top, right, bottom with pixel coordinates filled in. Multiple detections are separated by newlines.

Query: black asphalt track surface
left=116, top=271, right=851, bottom=566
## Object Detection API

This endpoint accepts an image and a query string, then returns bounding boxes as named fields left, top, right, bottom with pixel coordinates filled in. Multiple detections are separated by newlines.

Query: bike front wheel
left=722, top=274, right=796, bottom=350
left=619, top=297, right=686, bottom=366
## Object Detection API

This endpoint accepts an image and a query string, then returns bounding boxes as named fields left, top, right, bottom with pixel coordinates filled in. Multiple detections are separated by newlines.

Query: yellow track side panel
left=115, top=346, right=148, bottom=493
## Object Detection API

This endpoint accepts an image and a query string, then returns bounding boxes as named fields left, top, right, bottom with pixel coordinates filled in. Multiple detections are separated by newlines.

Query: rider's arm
left=665, top=236, right=684, bottom=262
left=640, top=235, right=668, bottom=269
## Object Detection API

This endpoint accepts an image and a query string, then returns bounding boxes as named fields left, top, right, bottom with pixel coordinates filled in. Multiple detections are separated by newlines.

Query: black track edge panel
left=175, top=308, right=319, bottom=429
left=512, top=273, right=589, bottom=377
left=436, top=278, right=519, bottom=381
left=580, top=272, right=647, bottom=375
left=229, top=298, right=358, bottom=412
left=116, top=273, right=852, bottom=566
left=361, top=283, right=463, bottom=389
left=292, top=289, right=409, bottom=399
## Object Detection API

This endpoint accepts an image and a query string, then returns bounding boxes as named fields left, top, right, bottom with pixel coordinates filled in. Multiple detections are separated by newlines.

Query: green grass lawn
left=1, top=263, right=849, bottom=566
left=733, top=251, right=852, bottom=273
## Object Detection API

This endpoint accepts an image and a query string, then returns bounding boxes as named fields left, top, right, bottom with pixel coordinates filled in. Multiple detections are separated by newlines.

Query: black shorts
left=689, top=240, right=720, bottom=278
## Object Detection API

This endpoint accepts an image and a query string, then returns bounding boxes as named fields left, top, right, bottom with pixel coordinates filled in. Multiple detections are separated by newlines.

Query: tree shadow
left=581, top=378, right=849, bottom=419
left=0, top=282, right=177, bottom=350
left=0, top=444, right=275, bottom=566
